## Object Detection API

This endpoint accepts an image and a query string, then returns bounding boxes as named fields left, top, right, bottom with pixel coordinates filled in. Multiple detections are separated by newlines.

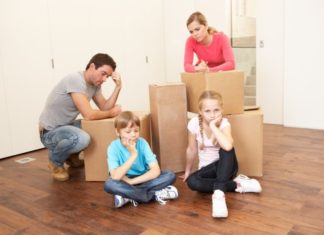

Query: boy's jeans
left=40, top=120, right=90, bottom=167
left=104, top=170, right=176, bottom=203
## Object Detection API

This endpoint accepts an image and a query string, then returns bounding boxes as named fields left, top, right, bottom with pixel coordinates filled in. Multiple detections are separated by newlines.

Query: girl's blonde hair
left=114, top=111, right=140, bottom=133
left=186, top=11, right=218, bottom=34
left=197, top=90, right=223, bottom=149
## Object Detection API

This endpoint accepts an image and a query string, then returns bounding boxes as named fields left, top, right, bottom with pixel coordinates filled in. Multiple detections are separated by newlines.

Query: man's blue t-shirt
left=107, top=137, right=157, bottom=177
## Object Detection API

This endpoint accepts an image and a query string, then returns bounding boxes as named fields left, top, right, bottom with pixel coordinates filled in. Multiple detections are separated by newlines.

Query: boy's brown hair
left=114, top=111, right=140, bottom=133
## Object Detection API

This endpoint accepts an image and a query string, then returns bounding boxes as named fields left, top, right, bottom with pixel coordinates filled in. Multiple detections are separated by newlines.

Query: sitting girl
left=182, top=90, right=261, bottom=218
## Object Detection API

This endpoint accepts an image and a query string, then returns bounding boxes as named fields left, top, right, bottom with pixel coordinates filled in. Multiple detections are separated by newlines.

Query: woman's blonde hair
left=114, top=111, right=140, bottom=133
left=197, top=90, right=223, bottom=149
left=186, top=11, right=217, bottom=34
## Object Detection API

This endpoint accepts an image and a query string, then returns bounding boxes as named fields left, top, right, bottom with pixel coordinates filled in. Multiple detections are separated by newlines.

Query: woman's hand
left=195, top=60, right=209, bottom=72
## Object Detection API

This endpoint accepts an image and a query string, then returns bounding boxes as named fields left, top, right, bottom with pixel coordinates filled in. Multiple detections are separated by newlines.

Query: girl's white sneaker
left=234, top=174, right=262, bottom=193
left=212, top=190, right=228, bottom=218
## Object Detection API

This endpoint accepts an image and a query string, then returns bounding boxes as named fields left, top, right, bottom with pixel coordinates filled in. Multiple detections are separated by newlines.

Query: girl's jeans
left=187, top=148, right=238, bottom=193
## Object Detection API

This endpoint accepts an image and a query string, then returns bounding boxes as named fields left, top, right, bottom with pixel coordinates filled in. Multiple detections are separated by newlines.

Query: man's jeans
left=40, top=120, right=90, bottom=167
left=104, top=170, right=176, bottom=203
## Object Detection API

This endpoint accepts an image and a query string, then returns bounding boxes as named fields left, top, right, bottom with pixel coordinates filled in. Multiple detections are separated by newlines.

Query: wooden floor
left=1, top=124, right=324, bottom=235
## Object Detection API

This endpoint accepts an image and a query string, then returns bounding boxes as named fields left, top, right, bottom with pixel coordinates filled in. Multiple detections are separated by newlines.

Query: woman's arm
left=184, top=37, right=196, bottom=72
left=208, top=34, right=235, bottom=72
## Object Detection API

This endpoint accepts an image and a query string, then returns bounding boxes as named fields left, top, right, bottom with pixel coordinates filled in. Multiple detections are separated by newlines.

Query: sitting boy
left=104, top=111, right=178, bottom=207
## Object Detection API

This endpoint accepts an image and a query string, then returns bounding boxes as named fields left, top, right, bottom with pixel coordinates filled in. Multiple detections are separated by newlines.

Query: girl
left=182, top=90, right=261, bottom=218
left=184, top=11, right=235, bottom=72
left=104, top=111, right=178, bottom=207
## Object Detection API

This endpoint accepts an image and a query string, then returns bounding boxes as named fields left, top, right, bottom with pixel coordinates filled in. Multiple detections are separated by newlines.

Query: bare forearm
left=83, top=109, right=118, bottom=120
left=185, top=150, right=196, bottom=174
left=211, top=127, right=233, bottom=150
left=102, top=86, right=121, bottom=110
left=111, top=155, right=137, bottom=181
left=128, top=169, right=160, bottom=185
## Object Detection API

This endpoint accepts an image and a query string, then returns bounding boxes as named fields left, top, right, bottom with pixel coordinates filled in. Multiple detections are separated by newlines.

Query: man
left=39, top=53, right=122, bottom=181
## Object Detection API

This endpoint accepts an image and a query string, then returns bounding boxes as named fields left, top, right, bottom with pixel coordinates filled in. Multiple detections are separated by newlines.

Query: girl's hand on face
left=209, top=113, right=223, bottom=128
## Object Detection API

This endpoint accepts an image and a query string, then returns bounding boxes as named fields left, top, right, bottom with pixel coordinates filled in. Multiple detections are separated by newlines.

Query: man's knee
left=78, top=131, right=91, bottom=149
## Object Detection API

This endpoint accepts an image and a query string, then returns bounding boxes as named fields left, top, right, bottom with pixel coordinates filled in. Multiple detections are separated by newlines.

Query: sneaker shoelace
left=129, top=200, right=138, bottom=207
left=155, top=195, right=167, bottom=205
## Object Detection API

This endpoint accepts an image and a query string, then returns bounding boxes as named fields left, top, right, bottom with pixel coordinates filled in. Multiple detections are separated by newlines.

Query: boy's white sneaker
left=212, top=190, right=228, bottom=218
left=155, top=185, right=179, bottom=205
left=114, top=195, right=138, bottom=208
left=234, top=174, right=262, bottom=193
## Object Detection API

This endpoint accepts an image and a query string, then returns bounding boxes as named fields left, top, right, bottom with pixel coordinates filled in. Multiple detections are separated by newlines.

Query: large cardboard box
left=81, top=111, right=151, bottom=181
left=226, top=109, right=263, bottom=177
left=181, top=71, right=244, bottom=115
left=149, top=83, right=187, bottom=173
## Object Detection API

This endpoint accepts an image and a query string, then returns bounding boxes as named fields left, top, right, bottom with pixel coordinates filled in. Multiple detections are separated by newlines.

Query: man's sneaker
left=234, top=174, right=262, bottom=193
left=65, top=153, right=84, bottom=168
left=154, top=185, right=178, bottom=205
left=48, top=161, right=69, bottom=181
left=212, top=190, right=228, bottom=218
left=114, top=195, right=138, bottom=208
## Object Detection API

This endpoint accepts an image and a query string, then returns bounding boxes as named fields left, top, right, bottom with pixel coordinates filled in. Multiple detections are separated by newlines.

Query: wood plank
left=0, top=125, right=323, bottom=234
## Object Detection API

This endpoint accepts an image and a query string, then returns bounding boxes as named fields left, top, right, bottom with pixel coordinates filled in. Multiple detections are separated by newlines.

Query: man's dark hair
left=85, top=53, right=116, bottom=71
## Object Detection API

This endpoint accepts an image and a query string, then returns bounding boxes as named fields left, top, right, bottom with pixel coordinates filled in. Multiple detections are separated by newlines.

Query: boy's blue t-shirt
left=107, top=137, right=157, bottom=177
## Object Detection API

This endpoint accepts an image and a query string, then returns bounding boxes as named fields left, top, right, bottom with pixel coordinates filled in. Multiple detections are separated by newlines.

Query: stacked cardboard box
left=181, top=71, right=244, bottom=115
left=81, top=111, right=151, bottom=181
left=225, top=109, right=263, bottom=176
left=149, top=83, right=188, bottom=173
left=187, top=109, right=263, bottom=177
left=182, top=71, right=263, bottom=177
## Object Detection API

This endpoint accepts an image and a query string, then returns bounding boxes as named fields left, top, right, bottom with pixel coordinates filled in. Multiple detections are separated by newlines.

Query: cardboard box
left=149, top=83, right=188, bottom=172
left=226, top=109, right=263, bottom=177
left=81, top=111, right=151, bottom=181
left=181, top=71, right=244, bottom=115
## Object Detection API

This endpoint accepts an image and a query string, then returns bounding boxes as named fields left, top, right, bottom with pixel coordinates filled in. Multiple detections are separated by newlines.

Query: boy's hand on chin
left=122, top=138, right=138, bottom=154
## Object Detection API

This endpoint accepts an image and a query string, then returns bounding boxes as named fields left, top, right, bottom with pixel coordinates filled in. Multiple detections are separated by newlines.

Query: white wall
left=163, top=0, right=231, bottom=83
left=47, top=0, right=165, bottom=112
left=0, top=0, right=165, bottom=158
left=257, top=0, right=324, bottom=130
left=0, top=0, right=54, bottom=157
left=283, top=0, right=324, bottom=129
left=256, top=0, right=284, bottom=124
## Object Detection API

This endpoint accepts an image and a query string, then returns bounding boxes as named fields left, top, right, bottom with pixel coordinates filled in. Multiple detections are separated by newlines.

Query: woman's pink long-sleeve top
left=184, top=32, right=235, bottom=72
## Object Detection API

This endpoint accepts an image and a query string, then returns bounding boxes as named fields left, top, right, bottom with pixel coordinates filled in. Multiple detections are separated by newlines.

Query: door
left=0, top=0, right=54, bottom=156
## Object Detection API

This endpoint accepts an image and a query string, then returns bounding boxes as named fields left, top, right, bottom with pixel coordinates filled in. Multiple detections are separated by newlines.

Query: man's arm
left=71, top=72, right=122, bottom=120
left=71, top=93, right=121, bottom=120
left=93, top=71, right=122, bottom=111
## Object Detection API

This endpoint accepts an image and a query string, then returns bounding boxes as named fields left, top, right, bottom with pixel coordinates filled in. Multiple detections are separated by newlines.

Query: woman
left=184, top=11, right=235, bottom=72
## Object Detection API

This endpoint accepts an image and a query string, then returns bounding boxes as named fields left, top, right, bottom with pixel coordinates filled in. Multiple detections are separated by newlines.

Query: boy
left=104, top=111, right=178, bottom=207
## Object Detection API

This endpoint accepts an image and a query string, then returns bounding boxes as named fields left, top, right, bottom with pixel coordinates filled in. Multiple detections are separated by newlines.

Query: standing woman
left=184, top=11, right=235, bottom=72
